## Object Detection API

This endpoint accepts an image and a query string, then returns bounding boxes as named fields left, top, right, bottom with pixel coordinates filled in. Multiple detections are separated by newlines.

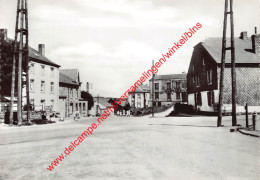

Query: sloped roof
left=132, top=84, right=150, bottom=93
left=60, top=69, right=79, bottom=83
left=59, top=73, right=79, bottom=85
left=202, top=37, right=260, bottom=64
left=94, top=97, right=112, bottom=108
left=29, top=47, right=60, bottom=67
left=149, top=74, right=187, bottom=81
left=6, top=38, right=60, bottom=67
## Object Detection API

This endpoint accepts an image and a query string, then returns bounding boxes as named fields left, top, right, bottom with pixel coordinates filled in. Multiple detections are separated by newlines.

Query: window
left=167, top=92, right=171, bottom=101
left=158, top=102, right=161, bottom=107
left=202, top=58, right=205, bottom=65
left=75, top=89, right=78, bottom=99
left=30, top=99, right=34, bottom=105
left=137, top=102, right=141, bottom=108
left=207, top=91, right=215, bottom=106
left=166, top=82, right=171, bottom=90
left=41, top=81, right=45, bottom=92
left=30, top=79, right=34, bottom=91
left=30, top=99, right=35, bottom=111
left=195, top=76, right=200, bottom=87
left=176, top=82, right=181, bottom=88
left=197, top=93, right=202, bottom=106
left=137, top=94, right=141, bottom=99
left=30, top=63, right=35, bottom=74
left=155, top=92, right=159, bottom=99
left=182, top=92, right=188, bottom=102
left=70, top=89, right=73, bottom=98
left=155, top=83, right=159, bottom=90
left=41, top=65, right=45, bottom=76
left=50, top=99, right=54, bottom=108
left=50, top=82, right=54, bottom=93
left=41, top=99, right=45, bottom=108
left=76, top=103, right=78, bottom=111
left=176, top=92, right=181, bottom=100
left=50, top=67, right=54, bottom=77
left=207, top=69, right=212, bottom=84
left=192, top=65, right=195, bottom=83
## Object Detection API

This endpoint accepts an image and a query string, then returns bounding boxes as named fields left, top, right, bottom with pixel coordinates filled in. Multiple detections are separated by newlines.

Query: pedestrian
left=127, top=110, right=130, bottom=117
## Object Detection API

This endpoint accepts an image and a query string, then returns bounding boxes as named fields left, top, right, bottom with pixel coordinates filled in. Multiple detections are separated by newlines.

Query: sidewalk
left=238, top=128, right=260, bottom=137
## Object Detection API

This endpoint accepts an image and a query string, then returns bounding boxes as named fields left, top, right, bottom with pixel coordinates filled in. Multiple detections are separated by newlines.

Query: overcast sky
left=0, top=0, right=259, bottom=97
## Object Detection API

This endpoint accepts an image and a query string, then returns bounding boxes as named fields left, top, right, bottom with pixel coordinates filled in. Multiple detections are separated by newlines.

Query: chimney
left=251, top=34, right=260, bottom=56
left=255, top=27, right=257, bottom=34
left=182, top=71, right=186, bottom=74
left=240, top=31, right=248, bottom=40
left=0, top=29, right=7, bottom=41
left=38, top=44, right=45, bottom=56
left=86, top=82, right=89, bottom=92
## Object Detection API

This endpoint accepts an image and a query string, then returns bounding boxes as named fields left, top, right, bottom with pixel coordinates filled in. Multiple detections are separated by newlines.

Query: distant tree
left=124, top=102, right=131, bottom=111
left=0, top=40, right=14, bottom=97
left=0, top=39, right=26, bottom=97
left=81, top=91, right=94, bottom=110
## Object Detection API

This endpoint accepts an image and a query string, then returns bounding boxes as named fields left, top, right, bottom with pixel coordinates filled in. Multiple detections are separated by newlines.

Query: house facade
left=89, top=97, right=112, bottom=116
left=187, top=31, right=260, bottom=113
left=149, top=74, right=187, bottom=107
left=59, top=69, right=88, bottom=118
left=0, top=28, right=60, bottom=112
left=27, top=44, right=60, bottom=112
left=128, top=84, right=150, bottom=108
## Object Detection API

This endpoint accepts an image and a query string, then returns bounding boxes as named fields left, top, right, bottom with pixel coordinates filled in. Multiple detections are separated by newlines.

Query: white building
left=0, top=29, right=60, bottom=113
left=128, top=84, right=150, bottom=108
left=23, top=44, right=60, bottom=112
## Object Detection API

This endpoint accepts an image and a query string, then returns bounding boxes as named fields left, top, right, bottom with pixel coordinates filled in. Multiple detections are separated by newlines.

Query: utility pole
left=217, top=0, right=236, bottom=127
left=96, top=94, right=99, bottom=116
left=25, top=0, right=30, bottom=123
left=10, top=0, right=30, bottom=125
left=152, top=60, right=155, bottom=117
left=10, top=0, right=21, bottom=124
left=230, top=0, right=237, bottom=126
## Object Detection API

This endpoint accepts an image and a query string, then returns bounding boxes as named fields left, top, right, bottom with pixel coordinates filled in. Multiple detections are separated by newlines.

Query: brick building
left=187, top=31, right=260, bottom=113
left=59, top=69, right=88, bottom=118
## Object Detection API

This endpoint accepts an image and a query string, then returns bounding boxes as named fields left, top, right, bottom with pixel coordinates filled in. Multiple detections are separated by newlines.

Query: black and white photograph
left=0, top=0, right=259, bottom=179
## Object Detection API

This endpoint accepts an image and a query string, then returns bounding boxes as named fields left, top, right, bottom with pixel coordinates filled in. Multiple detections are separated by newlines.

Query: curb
left=238, top=129, right=259, bottom=138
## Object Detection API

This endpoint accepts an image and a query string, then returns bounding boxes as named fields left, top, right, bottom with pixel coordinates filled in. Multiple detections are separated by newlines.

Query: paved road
left=0, top=115, right=259, bottom=180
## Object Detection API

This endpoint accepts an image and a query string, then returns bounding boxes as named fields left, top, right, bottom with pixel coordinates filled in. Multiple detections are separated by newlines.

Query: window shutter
left=212, top=91, right=215, bottom=104
left=194, top=93, right=197, bottom=106
left=207, top=92, right=211, bottom=106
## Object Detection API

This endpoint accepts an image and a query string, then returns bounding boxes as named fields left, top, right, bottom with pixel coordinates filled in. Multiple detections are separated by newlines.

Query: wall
left=59, top=84, right=87, bottom=117
left=187, top=45, right=218, bottom=94
left=217, top=67, right=260, bottom=106
left=23, top=62, right=59, bottom=111
left=128, top=92, right=150, bottom=108
left=149, top=78, right=186, bottom=104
